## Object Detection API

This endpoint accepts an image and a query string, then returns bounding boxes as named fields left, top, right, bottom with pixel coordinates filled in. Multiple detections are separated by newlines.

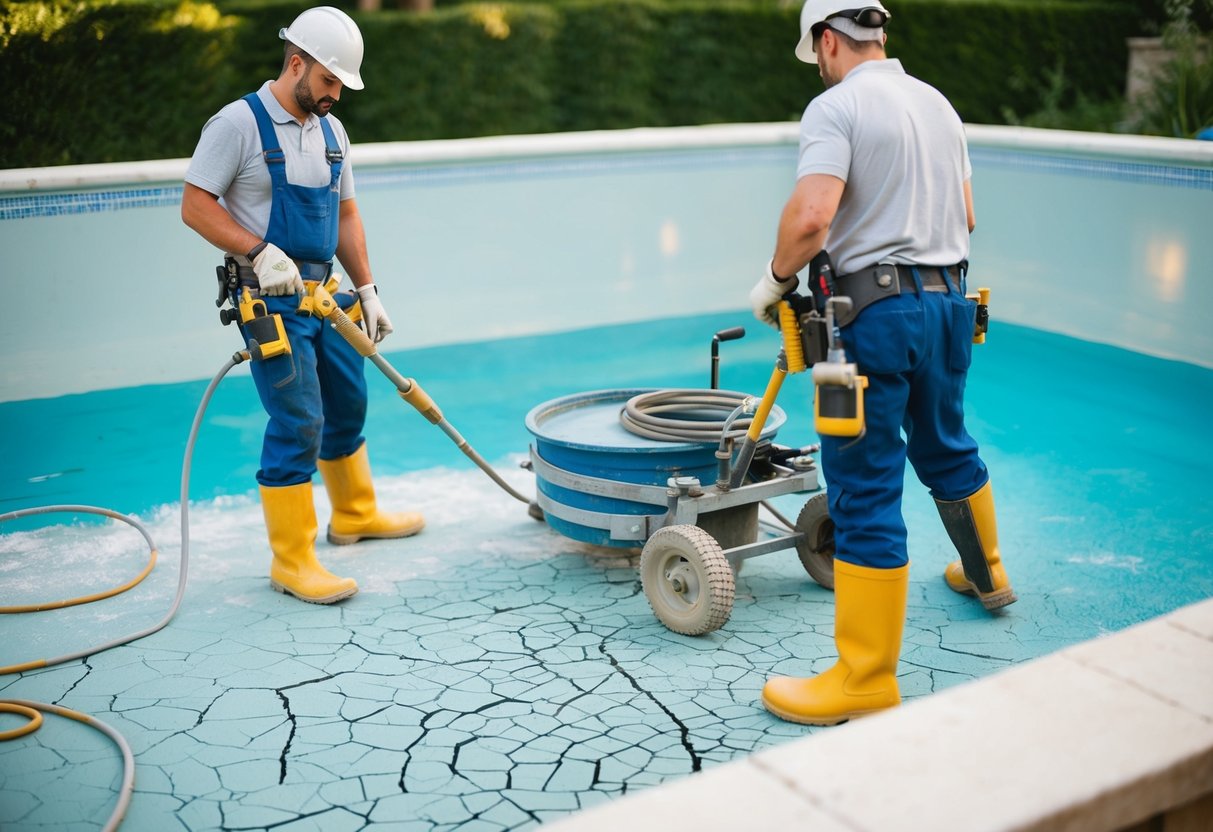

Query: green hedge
left=0, top=0, right=1148, bottom=168
left=0, top=0, right=246, bottom=166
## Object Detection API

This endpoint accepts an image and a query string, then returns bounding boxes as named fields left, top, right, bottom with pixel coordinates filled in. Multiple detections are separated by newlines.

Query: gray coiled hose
left=619, top=388, right=756, bottom=443
left=618, top=388, right=798, bottom=531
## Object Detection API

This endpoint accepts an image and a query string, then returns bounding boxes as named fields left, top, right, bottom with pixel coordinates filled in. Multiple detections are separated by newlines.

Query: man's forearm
left=181, top=184, right=260, bottom=257
left=335, top=199, right=373, bottom=287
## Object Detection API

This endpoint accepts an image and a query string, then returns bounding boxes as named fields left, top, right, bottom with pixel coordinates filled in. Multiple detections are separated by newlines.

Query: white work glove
left=749, top=259, right=799, bottom=328
left=355, top=283, right=394, bottom=344
left=250, top=242, right=304, bottom=297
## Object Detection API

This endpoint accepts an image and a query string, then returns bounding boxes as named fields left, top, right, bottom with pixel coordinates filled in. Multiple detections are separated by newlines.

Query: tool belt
left=831, top=263, right=963, bottom=327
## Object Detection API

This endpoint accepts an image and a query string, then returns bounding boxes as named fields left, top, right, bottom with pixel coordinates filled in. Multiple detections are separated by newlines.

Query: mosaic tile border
left=0, top=148, right=792, bottom=222
left=970, top=146, right=1213, bottom=191
left=2, top=144, right=1208, bottom=222
left=0, top=186, right=184, bottom=221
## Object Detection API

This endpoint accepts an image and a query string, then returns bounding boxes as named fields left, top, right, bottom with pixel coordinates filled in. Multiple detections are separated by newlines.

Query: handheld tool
left=812, top=296, right=868, bottom=438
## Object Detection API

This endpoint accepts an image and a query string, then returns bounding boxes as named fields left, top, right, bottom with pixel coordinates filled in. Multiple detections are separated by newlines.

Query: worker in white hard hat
left=182, top=6, right=424, bottom=606
left=751, top=1, right=1015, bottom=725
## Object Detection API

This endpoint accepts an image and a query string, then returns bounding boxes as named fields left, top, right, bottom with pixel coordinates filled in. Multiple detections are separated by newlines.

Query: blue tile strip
left=0, top=148, right=795, bottom=222
left=970, top=147, right=1213, bottom=190
left=2, top=144, right=1209, bottom=222
left=0, top=186, right=184, bottom=221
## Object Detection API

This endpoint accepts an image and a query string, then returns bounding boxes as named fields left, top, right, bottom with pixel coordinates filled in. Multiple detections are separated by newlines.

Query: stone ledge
left=543, top=597, right=1213, bottom=832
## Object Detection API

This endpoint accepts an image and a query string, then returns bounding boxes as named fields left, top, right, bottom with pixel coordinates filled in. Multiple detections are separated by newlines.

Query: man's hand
left=750, top=259, right=798, bottom=328
left=356, top=283, right=394, bottom=344
left=251, top=243, right=304, bottom=296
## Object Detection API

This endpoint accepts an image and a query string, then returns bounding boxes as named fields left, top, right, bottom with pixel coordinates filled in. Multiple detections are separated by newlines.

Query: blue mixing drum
left=525, top=388, right=787, bottom=547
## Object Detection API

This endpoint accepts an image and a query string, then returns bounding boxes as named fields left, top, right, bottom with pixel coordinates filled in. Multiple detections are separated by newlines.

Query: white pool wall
left=1, top=123, right=1210, bottom=404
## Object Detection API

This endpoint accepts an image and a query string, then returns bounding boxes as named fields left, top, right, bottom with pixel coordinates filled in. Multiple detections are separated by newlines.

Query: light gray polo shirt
left=797, top=59, right=972, bottom=276
left=185, top=81, right=355, bottom=247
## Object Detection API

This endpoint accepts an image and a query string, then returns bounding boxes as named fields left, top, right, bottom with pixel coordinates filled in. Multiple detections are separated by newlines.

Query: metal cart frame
left=529, top=445, right=835, bottom=635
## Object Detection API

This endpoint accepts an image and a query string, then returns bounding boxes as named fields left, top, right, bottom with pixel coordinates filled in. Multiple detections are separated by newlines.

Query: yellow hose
left=0, top=353, right=237, bottom=832
left=0, top=701, right=43, bottom=740
left=0, top=699, right=136, bottom=832
left=0, top=549, right=157, bottom=615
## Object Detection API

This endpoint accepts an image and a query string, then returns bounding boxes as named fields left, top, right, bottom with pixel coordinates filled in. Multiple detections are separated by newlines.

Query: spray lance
left=296, top=277, right=532, bottom=505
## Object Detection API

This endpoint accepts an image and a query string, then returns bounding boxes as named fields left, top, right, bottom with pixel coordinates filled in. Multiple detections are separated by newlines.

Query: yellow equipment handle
left=778, top=301, right=807, bottom=374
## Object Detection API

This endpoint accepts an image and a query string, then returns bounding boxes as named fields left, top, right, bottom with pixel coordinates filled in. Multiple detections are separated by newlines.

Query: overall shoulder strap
left=242, top=93, right=287, bottom=187
left=318, top=116, right=344, bottom=188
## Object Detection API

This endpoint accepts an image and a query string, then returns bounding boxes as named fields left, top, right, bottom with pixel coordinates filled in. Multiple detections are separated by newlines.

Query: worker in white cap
left=751, top=1, right=1015, bottom=726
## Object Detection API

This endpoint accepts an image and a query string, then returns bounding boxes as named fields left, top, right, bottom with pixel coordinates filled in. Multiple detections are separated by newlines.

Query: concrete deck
left=545, top=597, right=1213, bottom=832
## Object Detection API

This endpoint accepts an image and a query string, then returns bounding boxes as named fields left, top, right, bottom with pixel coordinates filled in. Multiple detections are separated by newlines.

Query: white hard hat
left=795, top=1, right=891, bottom=64
left=279, top=6, right=365, bottom=90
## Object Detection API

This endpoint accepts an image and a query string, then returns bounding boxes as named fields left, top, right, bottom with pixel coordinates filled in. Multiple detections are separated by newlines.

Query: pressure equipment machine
left=297, top=274, right=861, bottom=637
left=523, top=295, right=849, bottom=636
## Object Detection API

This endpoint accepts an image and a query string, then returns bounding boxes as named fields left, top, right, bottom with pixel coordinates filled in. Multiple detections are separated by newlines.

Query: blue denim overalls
left=819, top=266, right=990, bottom=569
left=240, top=92, right=368, bottom=488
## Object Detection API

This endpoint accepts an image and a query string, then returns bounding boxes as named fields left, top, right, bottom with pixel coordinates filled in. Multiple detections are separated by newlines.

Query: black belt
left=831, top=263, right=962, bottom=326
left=223, top=256, right=333, bottom=290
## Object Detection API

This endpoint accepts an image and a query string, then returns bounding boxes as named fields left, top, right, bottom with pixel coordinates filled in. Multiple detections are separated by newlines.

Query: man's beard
left=295, top=75, right=336, bottom=117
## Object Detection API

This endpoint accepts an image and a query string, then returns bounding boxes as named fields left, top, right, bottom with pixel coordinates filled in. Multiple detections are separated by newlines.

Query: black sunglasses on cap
left=811, top=6, right=891, bottom=39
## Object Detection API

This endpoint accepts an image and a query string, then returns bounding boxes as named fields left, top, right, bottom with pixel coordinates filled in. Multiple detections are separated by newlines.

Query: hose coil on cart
left=607, top=386, right=836, bottom=637
left=619, top=388, right=759, bottom=444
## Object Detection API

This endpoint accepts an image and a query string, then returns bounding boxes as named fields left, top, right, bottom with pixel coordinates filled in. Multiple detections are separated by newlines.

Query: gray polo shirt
left=185, top=81, right=355, bottom=248
left=797, top=59, right=972, bottom=276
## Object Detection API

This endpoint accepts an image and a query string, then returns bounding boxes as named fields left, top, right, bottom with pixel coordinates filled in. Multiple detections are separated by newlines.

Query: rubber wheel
left=795, top=493, right=836, bottom=590
left=640, top=525, right=735, bottom=635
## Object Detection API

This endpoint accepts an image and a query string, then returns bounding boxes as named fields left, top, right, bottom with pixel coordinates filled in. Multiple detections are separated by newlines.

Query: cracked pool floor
left=4, top=460, right=1207, bottom=831
left=3, top=316, right=1211, bottom=831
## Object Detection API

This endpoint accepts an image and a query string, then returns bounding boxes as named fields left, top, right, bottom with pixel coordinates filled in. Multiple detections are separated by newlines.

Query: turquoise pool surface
left=2, top=311, right=1212, bottom=830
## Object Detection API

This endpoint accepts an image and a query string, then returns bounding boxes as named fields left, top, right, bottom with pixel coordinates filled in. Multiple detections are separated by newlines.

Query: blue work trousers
left=241, top=290, right=368, bottom=487
left=820, top=281, right=989, bottom=569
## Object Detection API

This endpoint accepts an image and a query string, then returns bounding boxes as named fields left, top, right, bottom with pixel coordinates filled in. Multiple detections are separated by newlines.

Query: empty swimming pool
left=1, top=124, right=1211, bottom=831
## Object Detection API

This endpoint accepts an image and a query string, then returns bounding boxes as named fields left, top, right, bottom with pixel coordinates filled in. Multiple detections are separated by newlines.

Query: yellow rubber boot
left=762, top=561, right=908, bottom=726
left=261, top=483, right=358, bottom=604
left=936, top=480, right=1017, bottom=611
left=318, top=443, right=425, bottom=545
